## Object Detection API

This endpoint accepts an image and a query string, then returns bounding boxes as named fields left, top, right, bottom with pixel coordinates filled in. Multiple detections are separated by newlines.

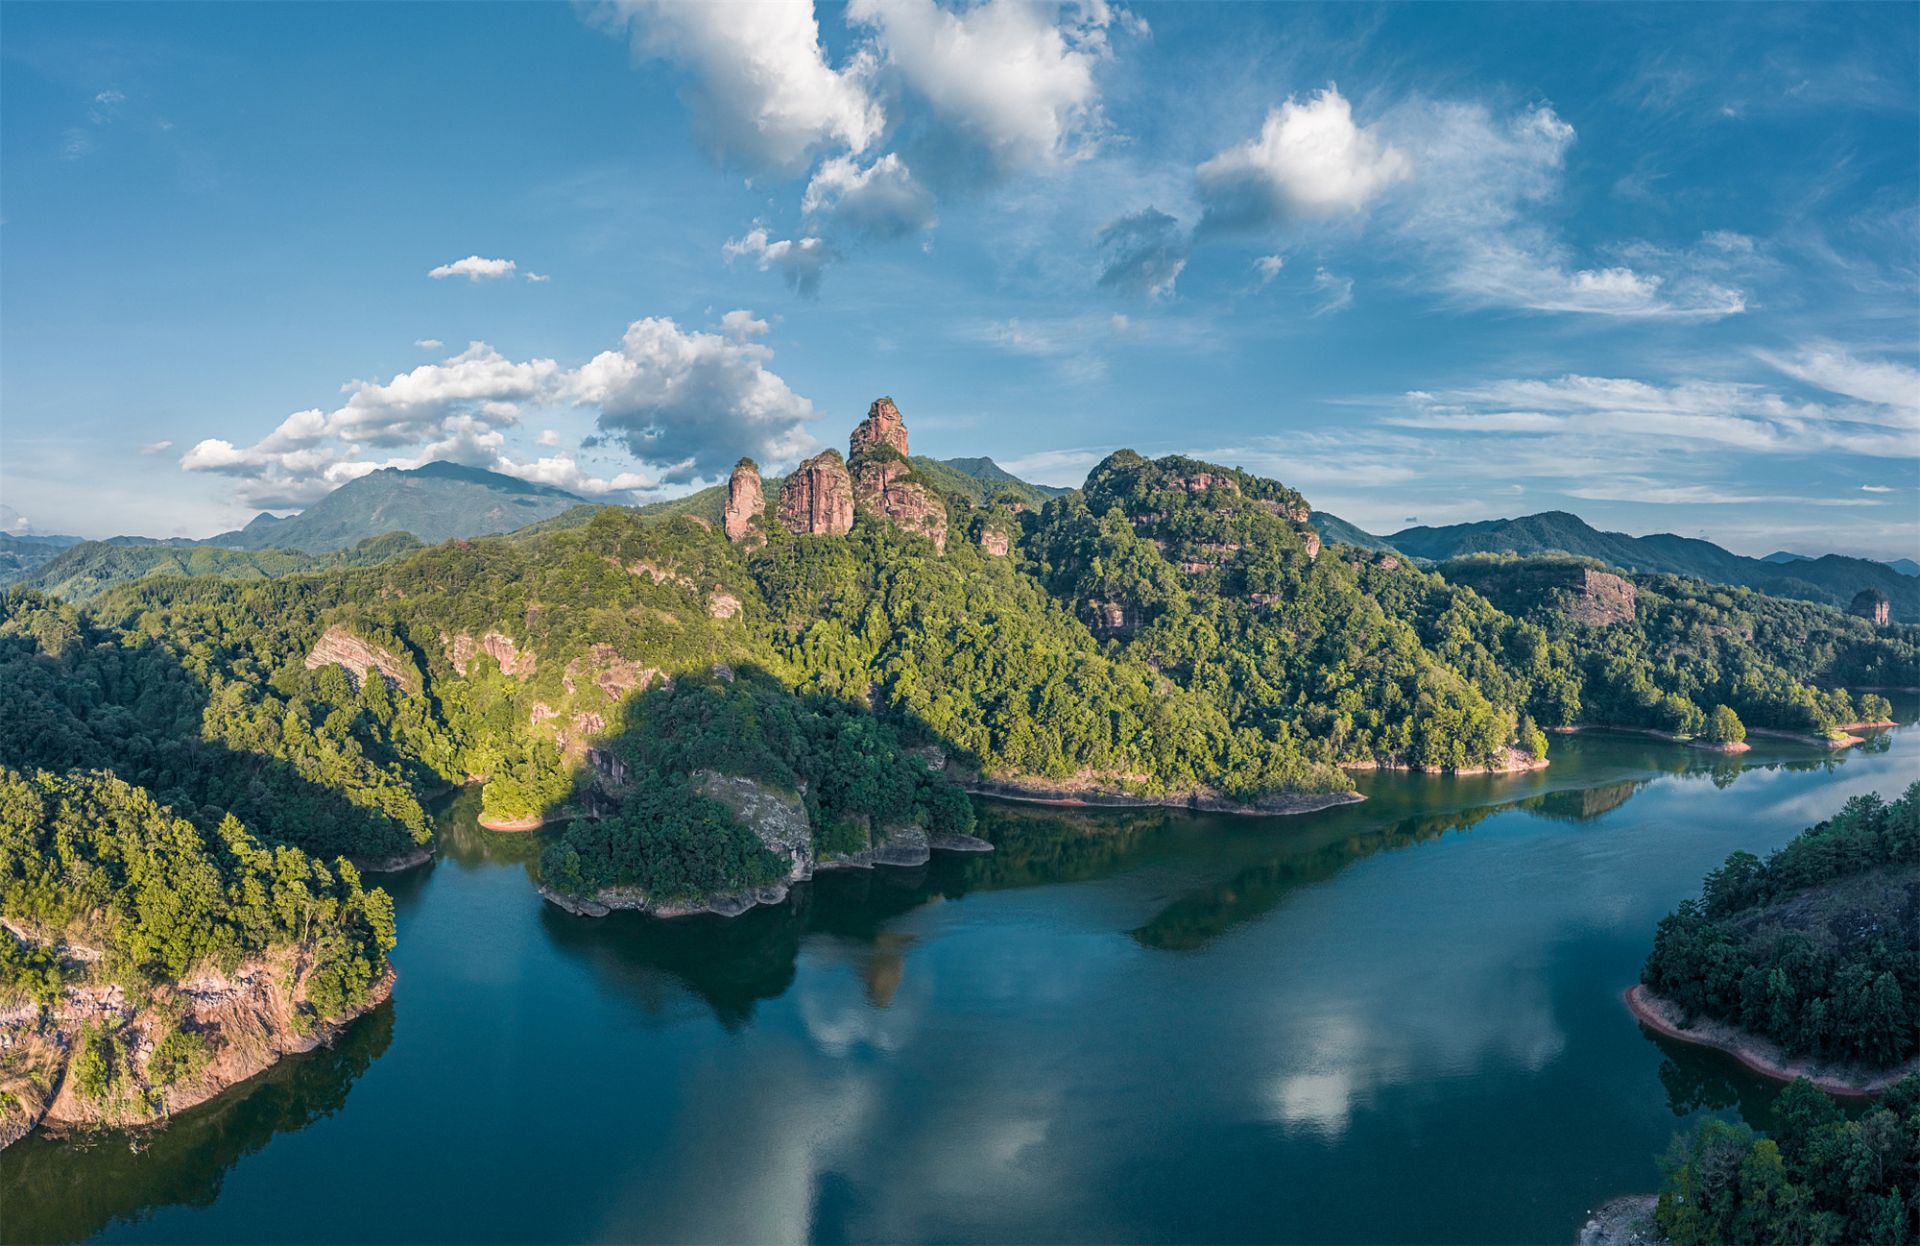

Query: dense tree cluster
left=1642, top=785, right=1920, bottom=1065
left=1658, top=1076, right=1920, bottom=1244
left=0, top=766, right=394, bottom=1019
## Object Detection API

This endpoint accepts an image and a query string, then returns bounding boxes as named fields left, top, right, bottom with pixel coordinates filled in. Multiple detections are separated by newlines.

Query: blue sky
left=3, top=2, right=1916, bottom=558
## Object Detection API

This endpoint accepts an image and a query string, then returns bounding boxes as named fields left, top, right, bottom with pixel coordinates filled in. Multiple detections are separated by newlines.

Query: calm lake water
left=6, top=718, right=1917, bottom=1244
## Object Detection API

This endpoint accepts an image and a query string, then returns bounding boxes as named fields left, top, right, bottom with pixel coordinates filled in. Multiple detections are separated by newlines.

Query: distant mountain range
left=6, top=460, right=1913, bottom=624
left=206, top=461, right=588, bottom=553
left=1338, top=509, right=1918, bottom=622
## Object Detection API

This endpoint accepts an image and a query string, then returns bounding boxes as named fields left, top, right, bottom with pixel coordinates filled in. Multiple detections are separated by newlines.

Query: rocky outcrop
left=305, top=625, right=416, bottom=692
left=1445, top=562, right=1637, bottom=627
left=448, top=630, right=535, bottom=679
left=1851, top=589, right=1892, bottom=626
left=724, top=459, right=765, bottom=547
left=707, top=591, right=742, bottom=619
left=777, top=450, right=855, bottom=536
left=851, top=454, right=948, bottom=550
left=1303, top=532, right=1322, bottom=561
left=980, top=527, right=1012, bottom=557
left=2, top=955, right=393, bottom=1149
left=562, top=645, right=662, bottom=702
left=849, top=397, right=910, bottom=458
left=1086, top=599, right=1144, bottom=638
left=1563, top=568, right=1638, bottom=626
left=1171, top=472, right=1238, bottom=494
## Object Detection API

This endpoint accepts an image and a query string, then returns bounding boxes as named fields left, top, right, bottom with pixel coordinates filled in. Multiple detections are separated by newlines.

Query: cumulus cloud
left=571, top=314, right=818, bottom=482
left=803, top=152, right=937, bottom=239
left=181, top=313, right=817, bottom=506
left=1197, top=86, right=1410, bottom=232
left=723, top=227, right=834, bottom=295
left=0, top=505, right=32, bottom=536
left=590, top=0, right=884, bottom=174
left=428, top=255, right=519, bottom=281
left=1095, top=207, right=1187, bottom=300
left=1254, top=254, right=1285, bottom=285
left=847, top=0, right=1125, bottom=178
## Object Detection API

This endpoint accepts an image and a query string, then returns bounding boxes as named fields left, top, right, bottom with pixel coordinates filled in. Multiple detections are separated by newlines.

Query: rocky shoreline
left=1, top=963, right=395, bottom=1150
left=1624, top=985, right=1918, bottom=1098
left=1576, top=1194, right=1662, bottom=1246
left=351, top=841, right=435, bottom=872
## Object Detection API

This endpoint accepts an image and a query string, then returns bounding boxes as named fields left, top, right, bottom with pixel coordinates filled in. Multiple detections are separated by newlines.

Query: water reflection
left=0, top=1002, right=394, bottom=1245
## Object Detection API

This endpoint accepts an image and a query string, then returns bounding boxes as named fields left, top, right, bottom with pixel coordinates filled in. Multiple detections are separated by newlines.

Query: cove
left=4, top=719, right=1915, bottom=1245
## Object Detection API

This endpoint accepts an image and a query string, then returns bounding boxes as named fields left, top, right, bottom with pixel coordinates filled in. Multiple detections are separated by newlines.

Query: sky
left=2, top=2, right=1916, bottom=558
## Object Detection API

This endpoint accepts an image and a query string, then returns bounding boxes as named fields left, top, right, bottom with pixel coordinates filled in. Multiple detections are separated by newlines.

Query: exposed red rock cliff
left=850, top=396, right=910, bottom=458
left=1851, top=589, right=1892, bottom=626
left=724, top=459, right=765, bottom=547
left=851, top=455, right=948, bottom=550
left=305, top=625, right=417, bottom=692
left=777, top=450, right=855, bottom=536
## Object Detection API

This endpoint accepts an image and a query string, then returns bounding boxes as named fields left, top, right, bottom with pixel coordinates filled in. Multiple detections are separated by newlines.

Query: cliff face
left=847, top=397, right=948, bottom=551
left=724, top=460, right=765, bottom=547
left=1444, top=561, right=1639, bottom=627
left=1851, top=589, right=1892, bottom=626
left=448, top=630, right=535, bottom=678
left=777, top=451, right=855, bottom=536
left=1564, top=568, right=1638, bottom=626
left=849, top=397, right=910, bottom=458
left=305, top=625, right=417, bottom=692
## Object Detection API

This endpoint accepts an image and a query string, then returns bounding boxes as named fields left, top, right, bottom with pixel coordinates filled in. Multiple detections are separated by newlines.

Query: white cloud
left=1758, top=343, right=1920, bottom=417
left=1254, top=254, right=1285, bottom=285
left=428, top=255, right=518, bottom=281
left=803, top=152, right=937, bottom=239
left=182, top=314, right=816, bottom=504
left=139, top=439, right=174, bottom=455
left=524, top=271, right=552, bottom=283
left=0, top=504, right=32, bottom=536
left=1381, top=101, right=1747, bottom=319
left=1095, top=207, right=1187, bottom=300
left=1197, top=86, right=1411, bottom=231
left=1311, top=267, right=1354, bottom=316
left=569, top=315, right=819, bottom=483
left=1862, top=484, right=1893, bottom=493
left=847, top=0, right=1126, bottom=178
left=723, top=227, right=834, bottom=295
left=590, top=0, right=884, bottom=174
left=414, top=338, right=444, bottom=350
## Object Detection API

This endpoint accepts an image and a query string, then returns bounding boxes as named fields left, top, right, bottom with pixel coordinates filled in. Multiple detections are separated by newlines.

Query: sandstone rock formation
left=1562, top=568, right=1639, bottom=626
left=305, top=625, right=416, bottom=692
left=707, top=591, right=742, bottom=619
left=847, top=397, right=948, bottom=550
left=724, top=459, right=765, bottom=547
left=777, top=450, right=855, bottom=536
left=1087, top=599, right=1144, bottom=638
left=448, top=630, right=535, bottom=678
left=1851, top=589, right=1892, bottom=626
left=562, top=645, right=661, bottom=702
left=980, top=527, right=1011, bottom=557
left=849, top=397, right=909, bottom=458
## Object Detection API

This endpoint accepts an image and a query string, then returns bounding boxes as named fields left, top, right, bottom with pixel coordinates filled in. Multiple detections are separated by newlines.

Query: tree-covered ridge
left=19, top=532, right=419, bottom=603
left=1642, top=784, right=1919, bottom=1066
left=0, top=766, right=395, bottom=1018
left=1656, top=1077, right=1920, bottom=1245
left=1442, top=554, right=1911, bottom=737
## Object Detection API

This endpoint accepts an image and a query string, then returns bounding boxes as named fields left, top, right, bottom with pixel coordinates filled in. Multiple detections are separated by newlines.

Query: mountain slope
left=1309, top=511, right=1399, bottom=554
left=21, top=533, right=420, bottom=603
left=1389, top=511, right=1919, bottom=621
left=208, top=461, right=586, bottom=553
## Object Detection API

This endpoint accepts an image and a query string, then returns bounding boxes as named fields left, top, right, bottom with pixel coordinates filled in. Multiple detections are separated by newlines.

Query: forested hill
left=208, top=461, right=587, bottom=553
left=1388, top=510, right=1920, bottom=621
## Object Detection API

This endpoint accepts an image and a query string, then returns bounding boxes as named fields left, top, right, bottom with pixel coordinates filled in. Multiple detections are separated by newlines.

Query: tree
left=1706, top=704, right=1746, bottom=745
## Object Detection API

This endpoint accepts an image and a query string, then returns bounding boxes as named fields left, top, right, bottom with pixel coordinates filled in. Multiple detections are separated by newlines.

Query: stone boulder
left=850, top=396, right=910, bottom=458
left=724, top=459, right=765, bottom=547
left=777, top=450, right=855, bottom=536
left=694, top=771, right=814, bottom=884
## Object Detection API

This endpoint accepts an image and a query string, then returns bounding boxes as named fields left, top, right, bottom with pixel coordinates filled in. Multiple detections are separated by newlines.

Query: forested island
left=2, top=398, right=1915, bottom=1147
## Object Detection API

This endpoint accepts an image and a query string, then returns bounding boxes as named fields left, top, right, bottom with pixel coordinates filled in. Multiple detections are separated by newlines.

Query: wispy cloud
left=427, top=255, right=518, bottom=281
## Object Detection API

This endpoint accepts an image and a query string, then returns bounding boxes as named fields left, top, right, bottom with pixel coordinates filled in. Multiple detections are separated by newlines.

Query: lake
left=4, top=722, right=1915, bottom=1244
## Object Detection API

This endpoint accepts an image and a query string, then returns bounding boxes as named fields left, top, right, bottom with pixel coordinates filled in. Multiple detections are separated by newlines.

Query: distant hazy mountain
left=1767, top=548, right=1920, bottom=578
left=207, top=461, right=587, bottom=553
left=22, top=532, right=421, bottom=603
left=1389, top=510, right=1919, bottom=622
left=0, top=533, right=84, bottom=584
left=921, top=457, right=1069, bottom=503
left=1309, top=511, right=1399, bottom=554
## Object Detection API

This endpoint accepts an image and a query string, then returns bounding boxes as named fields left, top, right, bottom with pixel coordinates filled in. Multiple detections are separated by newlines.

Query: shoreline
left=960, top=778, right=1363, bottom=816
left=1624, top=985, right=1917, bottom=1099
left=351, top=842, right=434, bottom=872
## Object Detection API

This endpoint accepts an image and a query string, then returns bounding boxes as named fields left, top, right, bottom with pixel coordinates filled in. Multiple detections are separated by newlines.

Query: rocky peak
left=851, top=454, right=948, bottom=551
left=1850, top=589, right=1892, bottom=626
left=724, top=459, right=765, bottom=547
left=850, top=396, right=910, bottom=459
left=777, top=450, right=855, bottom=536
